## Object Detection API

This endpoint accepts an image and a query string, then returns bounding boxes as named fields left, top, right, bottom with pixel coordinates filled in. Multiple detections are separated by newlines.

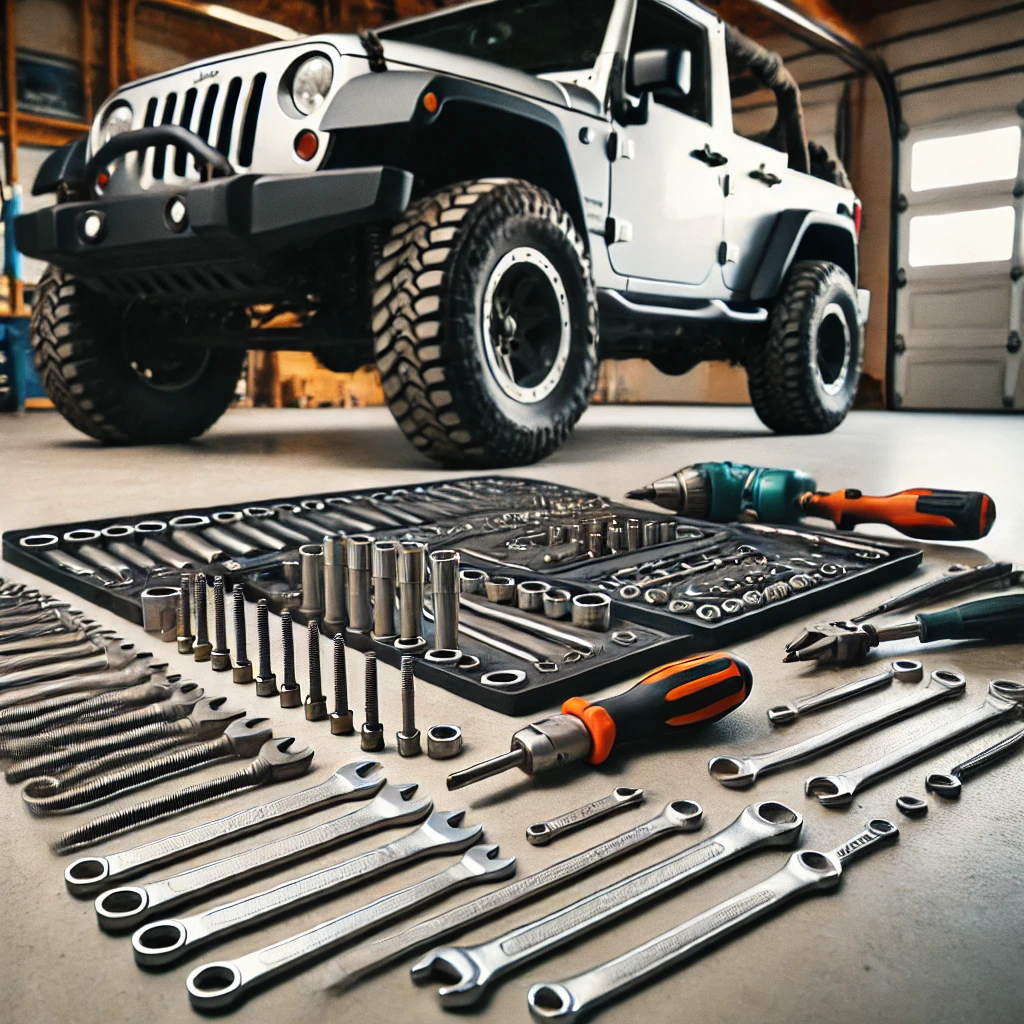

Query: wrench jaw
left=222, top=716, right=274, bottom=756
left=95, top=885, right=151, bottom=933
left=370, top=782, right=433, bottom=824
left=416, top=811, right=484, bottom=855
left=331, top=759, right=386, bottom=796
left=190, top=697, right=247, bottom=738
left=261, top=737, right=315, bottom=781
left=457, top=843, right=517, bottom=881
left=411, top=947, right=489, bottom=1008
left=804, top=774, right=856, bottom=808
left=707, top=755, right=758, bottom=789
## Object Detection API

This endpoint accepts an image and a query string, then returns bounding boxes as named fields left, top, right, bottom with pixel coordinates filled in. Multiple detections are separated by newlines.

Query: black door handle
left=691, top=144, right=728, bottom=167
left=750, top=165, right=782, bottom=187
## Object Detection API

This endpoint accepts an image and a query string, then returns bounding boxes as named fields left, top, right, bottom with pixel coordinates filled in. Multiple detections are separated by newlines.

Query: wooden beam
left=2, top=0, right=18, bottom=183
left=125, top=0, right=138, bottom=81
left=781, top=0, right=865, bottom=46
left=108, top=0, right=120, bottom=91
left=80, top=0, right=94, bottom=123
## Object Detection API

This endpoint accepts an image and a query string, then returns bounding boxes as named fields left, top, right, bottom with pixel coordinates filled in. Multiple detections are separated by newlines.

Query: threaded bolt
left=192, top=573, right=212, bottom=661
left=176, top=573, right=194, bottom=655
left=360, top=651, right=383, bottom=751
left=330, top=633, right=353, bottom=735
left=396, top=655, right=420, bottom=757
left=231, top=585, right=252, bottom=683
left=210, top=576, right=231, bottom=671
left=305, top=621, right=327, bottom=721
left=254, top=599, right=277, bottom=697
left=279, top=609, right=301, bottom=708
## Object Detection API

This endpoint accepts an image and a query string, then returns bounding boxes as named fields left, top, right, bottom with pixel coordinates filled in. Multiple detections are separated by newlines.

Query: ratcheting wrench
left=806, top=679, right=1024, bottom=806
left=83, top=784, right=430, bottom=923
left=414, top=801, right=802, bottom=1008
left=766, top=660, right=923, bottom=725
left=129, top=810, right=484, bottom=958
left=64, top=760, right=384, bottom=897
left=709, top=667, right=963, bottom=787
left=319, top=801, right=705, bottom=994
left=186, top=845, right=517, bottom=1010
left=526, top=820, right=898, bottom=1023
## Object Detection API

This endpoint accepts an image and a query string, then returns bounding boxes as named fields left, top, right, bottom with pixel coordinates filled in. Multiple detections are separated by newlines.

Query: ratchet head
left=259, top=736, right=314, bottom=780
left=783, top=621, right=875, bottom=665
left=369, top=782, right=433, bottom=823
left=416, top=810, right=484, bottom=853
left=222, top=716, right=274, bottom=756
left=189, top=696, right=247, bottom=737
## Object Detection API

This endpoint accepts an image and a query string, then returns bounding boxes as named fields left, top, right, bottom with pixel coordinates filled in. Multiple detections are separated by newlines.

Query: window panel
left=911, top=126, right=1021, bottom=192
left=908, top=206, right=1015, bottom=267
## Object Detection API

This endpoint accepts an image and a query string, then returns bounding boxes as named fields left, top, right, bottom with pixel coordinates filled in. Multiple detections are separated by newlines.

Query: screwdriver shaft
left=447, top=749, right=525, bottom=791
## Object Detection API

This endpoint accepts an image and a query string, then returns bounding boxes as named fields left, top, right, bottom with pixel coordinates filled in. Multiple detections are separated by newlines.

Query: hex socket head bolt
left=254, top=599, right=278, bottom=697
left=322, top=536, right=347, bottom=635
left=361, top=652, right=384, bottom=752
left=278, top=610, right=302, bottom=708
left=176, top=573, right=194, bottom=656
left=330, top=633, right=354, bottom=735
left=372, top=541, right=399, bottom=640
left=298, top=543, right=325, bottom=620
left=192, top=574, right=212, bottom=662
left=346, top=535, right=374, bottom=633
left=210, top=577, right=232, bottom=671
left=430, top=550, right=460, bottom=652
left=304, top=621, right=328, bottom=720
left=230, top=585, right=253, bottom=683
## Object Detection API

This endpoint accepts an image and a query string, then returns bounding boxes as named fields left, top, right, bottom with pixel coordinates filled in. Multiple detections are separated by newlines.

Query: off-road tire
left=746, top=260, right=862, bottom=434
left=372, top=179, right=598, bottom=467
left=31, top=266, right=244, bottom=444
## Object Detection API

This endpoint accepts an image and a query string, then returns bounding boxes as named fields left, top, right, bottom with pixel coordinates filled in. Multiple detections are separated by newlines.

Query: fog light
left=294, top=129, right=319, bottom=161
left=80, top=211, right=106, bottom=243
left=165, top=196, right=188, bottom=232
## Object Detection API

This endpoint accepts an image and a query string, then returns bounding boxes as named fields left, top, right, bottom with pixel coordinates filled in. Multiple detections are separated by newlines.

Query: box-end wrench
left=186, top=845, right=517, bottom=1011
left=526, top=787, right=645, bottom=847
left=0, top=639, right=139, bottom=692
left=64, top=760, right=384, bottom=897
left=0, top=655, right=159, bottom=712
left=130, top=809, right=483, bottom=957
left=416, top=801, right=802, bottom=1008
left=925, top=725, right=1024, bottom=797
left=766, top=660, right=923, bottom=725
left=806, top=679, right=1024, bottom=807
left=82, top=784, right=430, bottom=923
left=708, top=667, right=963, bottom=788
left=526, top=819, right=899, bottom=1023
left=319, top=800, right=705, bottom=994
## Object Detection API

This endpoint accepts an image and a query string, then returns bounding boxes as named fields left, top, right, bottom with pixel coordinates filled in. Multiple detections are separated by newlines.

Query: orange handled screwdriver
left=799, top=488, right=996, bottom=542
left=446, top=652, right=752, bottom=790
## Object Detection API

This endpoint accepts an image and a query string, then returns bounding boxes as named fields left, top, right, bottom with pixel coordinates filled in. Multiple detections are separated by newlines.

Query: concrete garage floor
left=1, top=403, right=1022, bottom=1024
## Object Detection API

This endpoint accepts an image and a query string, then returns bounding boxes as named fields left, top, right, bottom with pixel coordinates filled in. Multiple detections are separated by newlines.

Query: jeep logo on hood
left=194, top=68, right=218, bottom=84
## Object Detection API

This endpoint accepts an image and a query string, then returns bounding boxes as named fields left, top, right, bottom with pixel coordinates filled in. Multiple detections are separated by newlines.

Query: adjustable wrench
left=64, top=760, right=384, bottom=897
left=0, top=638, right=139, bottom=691
left=806, top=679, right=1024, bottom=806
left=708, top=668, right=966, bottom=787
left=187, top=845, right=517, bottom=1010
left=129, top=810, right=483, bottom=956
left=83, top=784, right=430, bottom=922
left=415, top=801, right=802, bottom=1008
left=526, top=820, right=899, bottom=1023
left=320, top=800, right=704, bottom=993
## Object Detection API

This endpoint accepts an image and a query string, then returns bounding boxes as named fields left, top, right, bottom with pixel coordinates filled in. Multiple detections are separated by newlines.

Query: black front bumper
left=15, top=165, right=413, bottom=278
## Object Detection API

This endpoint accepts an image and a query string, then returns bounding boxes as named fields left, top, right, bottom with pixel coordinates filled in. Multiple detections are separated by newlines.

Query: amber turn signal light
left=294, top=129, right=319, bottom=161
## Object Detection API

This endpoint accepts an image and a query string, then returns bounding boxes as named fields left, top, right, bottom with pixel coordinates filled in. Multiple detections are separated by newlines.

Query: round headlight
left=100, top=102, right=134, bottom=145
left=291, top=55, right=333, bottom=116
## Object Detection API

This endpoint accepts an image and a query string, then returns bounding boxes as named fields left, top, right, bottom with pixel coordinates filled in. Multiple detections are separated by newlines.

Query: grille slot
left=196, top=83, right=219, bottom=142
left=174, top=87, right=199, bottom=176
left=152, top=92, right=178, bottom=180
left=238, top=72, right=266, bottom=168
left=216, top=77, right=243, bottom=158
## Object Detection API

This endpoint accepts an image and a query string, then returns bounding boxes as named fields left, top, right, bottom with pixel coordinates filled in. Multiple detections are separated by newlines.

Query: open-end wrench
left=129, top=810, right=483, bottom=955
left=78, top=784, right=429, bottom=919
left=766, top=660, right=923, bottom=725
left=1, top=684, right=207, bottom=759
left=526, top=819, right=899, bottom=1023
left=925, top=725, right=1024, bottom=797
left=416, top=801, right=802, bottom=1008
left=319, top=800, right=704, bottom=994
left=187, top=845, right=517, bottom=1010
left=0, top=639, right=138, bottom=692
left=0, top=601, right=69, bottom=630
left=0, top=630, right=116, bottom=672
left=64, top=760, right=384, bottom=896
left=708, top=668, right=966, bottom=788
left=8, top=695, right=244, bottom=785
left=806, top=679, right=1024, bottom=806
left=0, top=655, right=159, bottom=711
left=20, top=715, right=272, bottom=813
left=0, top=612, right=107, bottom=653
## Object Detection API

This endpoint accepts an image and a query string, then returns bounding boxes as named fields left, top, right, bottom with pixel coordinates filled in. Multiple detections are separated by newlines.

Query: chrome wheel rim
left=814, top=302, right=852, bottom=397
left=481, top=246, right=571, bottom=404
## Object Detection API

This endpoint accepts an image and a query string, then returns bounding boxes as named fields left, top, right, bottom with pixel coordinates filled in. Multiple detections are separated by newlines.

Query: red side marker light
left=294, top=130, right=319, bottom=161
left=422, top=91, right=438, bottom=113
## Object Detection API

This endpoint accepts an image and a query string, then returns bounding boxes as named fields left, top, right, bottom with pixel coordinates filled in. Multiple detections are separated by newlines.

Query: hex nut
left=427, top=724, right=463, bottom=759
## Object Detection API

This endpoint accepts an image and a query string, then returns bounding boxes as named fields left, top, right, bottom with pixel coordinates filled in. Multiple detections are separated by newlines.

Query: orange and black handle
left=560, top=652, right=753, bottom=765
left=800, top=488, right=996, bottom=542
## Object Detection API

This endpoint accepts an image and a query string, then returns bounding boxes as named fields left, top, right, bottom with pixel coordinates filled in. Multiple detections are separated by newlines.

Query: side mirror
left=628, top=47, right=692, bottom=97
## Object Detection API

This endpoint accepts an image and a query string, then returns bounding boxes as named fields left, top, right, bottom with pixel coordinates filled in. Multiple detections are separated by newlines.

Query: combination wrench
left=925, top=725, right=1024, bottom=797
left=526, top=819, right=899, bottom=1023
left=0, top=638, right=139, bottom=692
left=806, top=679, right=1024, bottom=806
left=130, top=810, right=483, bottom=959
left=319, top=800, right=705, bottom=993
left=708, top=667, right=964, bottom=788
left=0, top=654, right=160, bottom=711
left=64, top=760, right=384, bottom=896
left=415, top=801, right=802, bottom=1008
left=186, top=845, right=517, bottom=1010
left=82, top=784, right=430, bottom=923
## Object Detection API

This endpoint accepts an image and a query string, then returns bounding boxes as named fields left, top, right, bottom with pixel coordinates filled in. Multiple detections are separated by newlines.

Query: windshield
left=379, top=0, right=616, bottom=76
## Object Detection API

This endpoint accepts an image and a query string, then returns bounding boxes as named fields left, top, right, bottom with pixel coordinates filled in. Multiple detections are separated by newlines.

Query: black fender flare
left=749, top=209, right=858, bottom=300
left=32, top=136, right=88, bottom=196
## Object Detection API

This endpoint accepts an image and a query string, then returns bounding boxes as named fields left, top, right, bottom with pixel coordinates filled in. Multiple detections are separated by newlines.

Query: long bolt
left=279, top=609, right=301, bottom=708
left=361, top=651, right=384, bottom=752
left=396, top=655, right=420, bottom=757
left=231, top=585, right=252, bottom=683
left=330, top=633, right=353, bottom=735
left=210, top=577, right=231, bottom=671
left=193, top=574, right=212, bottom=661
left=305, top=621, right=328, bottom=720
left=176, top=573, right=194, bottom=655
left=254, top=599, right=277, bottom=697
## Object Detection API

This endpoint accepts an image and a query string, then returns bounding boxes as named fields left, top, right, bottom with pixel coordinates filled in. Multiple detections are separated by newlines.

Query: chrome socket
left=427, top=724, right=463, bottom=759
left=542, top=589, right=572, bottom=620
left=459, top=569, right=488, bottom=594
left=398, top=544, right=426, bottom=642
left=372, top=541, right=399, bottom=640
left=484, top=576, right=516, bottom=604
left=345, top=536, right=373, bottom=632
left=516, top=580, right=550, bottom=612
left=571, top=593, right=612, bottom=631
left=430, top=550, right=460, bottom=651
left=322, top=536, right=347, bottom=634
left=141, top=586, right=180, bottom=642
left=298, top=544, right=325, bottom=620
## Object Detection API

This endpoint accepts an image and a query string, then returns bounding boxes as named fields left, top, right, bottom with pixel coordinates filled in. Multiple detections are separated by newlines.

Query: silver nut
left=427, top=724, right=463, bottom=759
left=141, top=586, right=180, bottom=641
